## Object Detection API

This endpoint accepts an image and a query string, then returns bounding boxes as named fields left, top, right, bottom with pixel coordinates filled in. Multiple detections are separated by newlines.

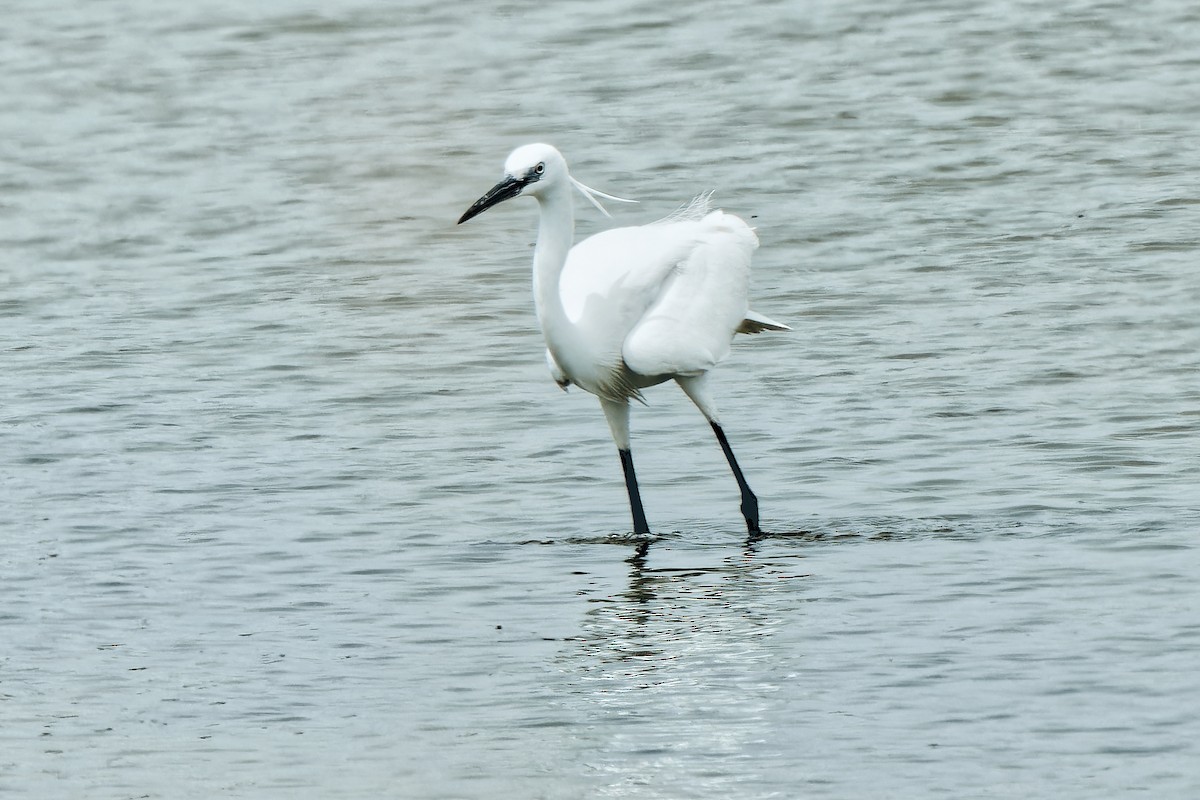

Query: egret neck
left=530, top=178, right=578, bottom=360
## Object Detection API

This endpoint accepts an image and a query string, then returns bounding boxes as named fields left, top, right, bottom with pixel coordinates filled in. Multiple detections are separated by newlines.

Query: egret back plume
left=656, top=191, right=715, bottom=224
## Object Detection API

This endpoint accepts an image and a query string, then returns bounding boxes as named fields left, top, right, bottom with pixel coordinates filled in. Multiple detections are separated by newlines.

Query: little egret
left=458, top=144, right=788, bottom=535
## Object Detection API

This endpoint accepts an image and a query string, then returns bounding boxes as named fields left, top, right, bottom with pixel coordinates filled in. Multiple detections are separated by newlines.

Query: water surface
left=3, top=0, right=1199, bottom=797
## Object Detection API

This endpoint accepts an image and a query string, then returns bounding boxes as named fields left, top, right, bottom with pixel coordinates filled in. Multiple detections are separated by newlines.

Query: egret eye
left=535, top=162, right=545, bottom=175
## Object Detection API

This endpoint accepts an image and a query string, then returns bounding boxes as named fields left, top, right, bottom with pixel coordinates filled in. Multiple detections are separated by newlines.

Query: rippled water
left=3, top=0, right=1199, bottom=797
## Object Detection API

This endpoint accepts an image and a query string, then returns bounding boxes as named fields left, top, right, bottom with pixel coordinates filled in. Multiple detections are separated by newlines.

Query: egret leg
left=618, top=448, right=651, bottom=535
left=711, top=421, right=761, bottom=535
left=676, top=375, right=762, bottom=535
left=601, top=398, right=651, bottom=535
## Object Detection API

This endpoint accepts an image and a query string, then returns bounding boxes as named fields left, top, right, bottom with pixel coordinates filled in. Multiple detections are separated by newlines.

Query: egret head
left=457, top=143, right=635, bottom=224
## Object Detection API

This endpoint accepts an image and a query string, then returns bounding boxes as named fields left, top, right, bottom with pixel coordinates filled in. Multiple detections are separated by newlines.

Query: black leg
left=711, top=422, right=761, bottom=535
left=618, top=448, right=651, bottom=535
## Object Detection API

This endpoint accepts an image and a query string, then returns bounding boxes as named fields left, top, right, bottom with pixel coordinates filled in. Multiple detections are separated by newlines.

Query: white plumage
left=458, top=143, right=787, bottom=536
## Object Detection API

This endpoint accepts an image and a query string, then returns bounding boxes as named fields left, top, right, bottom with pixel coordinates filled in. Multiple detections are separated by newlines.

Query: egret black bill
left=457, top=174, right=528, bottom=224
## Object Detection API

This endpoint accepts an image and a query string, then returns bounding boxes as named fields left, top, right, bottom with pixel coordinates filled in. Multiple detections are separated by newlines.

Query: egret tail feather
left=737, top=310, right=790, bottom=334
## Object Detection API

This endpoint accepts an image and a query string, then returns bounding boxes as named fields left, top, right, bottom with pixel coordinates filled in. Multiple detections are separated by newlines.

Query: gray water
left=3, top=0, right=1199, bottom=797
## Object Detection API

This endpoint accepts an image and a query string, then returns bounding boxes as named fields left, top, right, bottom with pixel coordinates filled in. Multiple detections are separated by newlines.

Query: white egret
left=458, top=144, right=788, bottom=535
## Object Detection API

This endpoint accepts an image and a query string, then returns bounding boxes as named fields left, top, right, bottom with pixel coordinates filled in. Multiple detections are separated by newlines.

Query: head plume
left=569, top=175, right=638, bottom=218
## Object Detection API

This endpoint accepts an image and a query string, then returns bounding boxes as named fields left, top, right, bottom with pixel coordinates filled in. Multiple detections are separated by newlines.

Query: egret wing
left=622, top=211, right=759, bottom=377
left=559, top=223, right=701, bottom=349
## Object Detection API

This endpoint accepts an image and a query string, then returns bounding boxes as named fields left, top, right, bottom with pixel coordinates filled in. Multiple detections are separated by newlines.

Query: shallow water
left=3, top=0, right=1199, bottom=797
